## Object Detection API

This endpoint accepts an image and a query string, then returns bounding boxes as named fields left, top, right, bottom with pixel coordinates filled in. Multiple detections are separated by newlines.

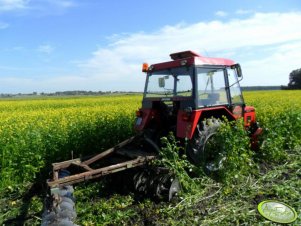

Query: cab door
left=226, top=67, right=245, bottom=119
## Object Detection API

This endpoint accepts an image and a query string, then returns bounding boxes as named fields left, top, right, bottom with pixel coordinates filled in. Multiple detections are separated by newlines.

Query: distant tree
left=288, top=68, right=301, bottom=89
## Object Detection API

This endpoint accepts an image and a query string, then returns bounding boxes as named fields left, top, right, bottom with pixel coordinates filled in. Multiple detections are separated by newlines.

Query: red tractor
left=136, top=50, right=261, bottom=171
left=42, top=51, right=262, bottom=225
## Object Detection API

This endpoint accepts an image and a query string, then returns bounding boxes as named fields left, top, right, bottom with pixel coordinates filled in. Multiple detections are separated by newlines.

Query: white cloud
left=0, top=0, right=29, bottom=11
left=241, top=41, right=301, bottom=86
left=37, top=44, right=54, bottom=54
left=215, top=10, right=228, bottom=17
left=93, top=12, right=301, bottom=57
left=0, top=76, right=81, bottom=93
left=77, top=11, right=301, bottom=90
left=235, top=9, right=254, bottom=15
left=0, top=0, right=75, bottom=13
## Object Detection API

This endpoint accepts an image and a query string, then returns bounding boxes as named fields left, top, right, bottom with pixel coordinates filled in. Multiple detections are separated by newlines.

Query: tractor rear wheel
left=186, top=118, right=226, bottom=178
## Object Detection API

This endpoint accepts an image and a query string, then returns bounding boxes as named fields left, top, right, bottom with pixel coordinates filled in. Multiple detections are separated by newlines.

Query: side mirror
left=231, top=64, right=242, bottom=78
left=236, top=64, right=242, bottom=78
left=158, top=77, right=165, bottom=88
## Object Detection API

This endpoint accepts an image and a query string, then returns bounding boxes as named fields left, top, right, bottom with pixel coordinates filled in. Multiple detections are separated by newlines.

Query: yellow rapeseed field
left=0, top=91, right=300, bottom=225
left=0, top=95, right=141, bottom=188
left=0, top=91, right=301, bottom=189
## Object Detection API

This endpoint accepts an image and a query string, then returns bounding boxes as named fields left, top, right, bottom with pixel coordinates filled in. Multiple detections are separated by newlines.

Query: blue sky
left=0, top=0, right=301, bottom=93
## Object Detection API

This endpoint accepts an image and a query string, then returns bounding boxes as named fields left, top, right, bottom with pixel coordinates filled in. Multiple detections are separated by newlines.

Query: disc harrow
left=42, top=136, right=180, bottom=225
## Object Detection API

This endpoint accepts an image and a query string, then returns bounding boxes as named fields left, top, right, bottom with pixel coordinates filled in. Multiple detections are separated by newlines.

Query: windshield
left=145, top=67, right=193, bottom=98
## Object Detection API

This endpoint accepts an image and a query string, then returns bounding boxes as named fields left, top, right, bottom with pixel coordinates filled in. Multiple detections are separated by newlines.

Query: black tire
left=186, top=118, right=226, bottom=177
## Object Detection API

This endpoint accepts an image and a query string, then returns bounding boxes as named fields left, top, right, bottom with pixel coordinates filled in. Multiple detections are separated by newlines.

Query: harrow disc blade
left=133, top=168, right=181, bottom=201
left=168, top=178, right=181, bottom=201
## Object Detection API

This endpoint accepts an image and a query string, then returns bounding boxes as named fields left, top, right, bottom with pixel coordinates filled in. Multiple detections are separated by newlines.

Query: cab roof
left=149, top=50, right=235, bottom=71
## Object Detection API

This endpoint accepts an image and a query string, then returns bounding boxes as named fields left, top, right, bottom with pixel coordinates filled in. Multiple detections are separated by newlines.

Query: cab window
left=227, top=68, right=243, bottom=104
left=197, top=68, right=228, bottom=107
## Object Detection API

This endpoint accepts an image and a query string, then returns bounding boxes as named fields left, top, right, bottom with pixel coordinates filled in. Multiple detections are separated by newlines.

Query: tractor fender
left=244, top=106, right=257, bottom=127
left=177, top=110, right=202, bottom=139
left=177, top=107, right=236, bottom=139
left=134, top=108, right=155, bottom=131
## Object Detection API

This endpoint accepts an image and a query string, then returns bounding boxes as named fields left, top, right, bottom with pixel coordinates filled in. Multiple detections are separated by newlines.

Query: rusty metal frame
left=47, top=136, right=156, bottom=188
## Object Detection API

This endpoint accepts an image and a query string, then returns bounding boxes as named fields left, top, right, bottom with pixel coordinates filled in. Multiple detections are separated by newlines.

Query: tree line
left=0, top=91, right=142, bottom=98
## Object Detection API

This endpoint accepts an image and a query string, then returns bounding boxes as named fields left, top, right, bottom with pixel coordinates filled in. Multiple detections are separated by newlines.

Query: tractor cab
left=135, top=51, right=254, bottom=140
left=143, top=58, right=244, bottom=111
